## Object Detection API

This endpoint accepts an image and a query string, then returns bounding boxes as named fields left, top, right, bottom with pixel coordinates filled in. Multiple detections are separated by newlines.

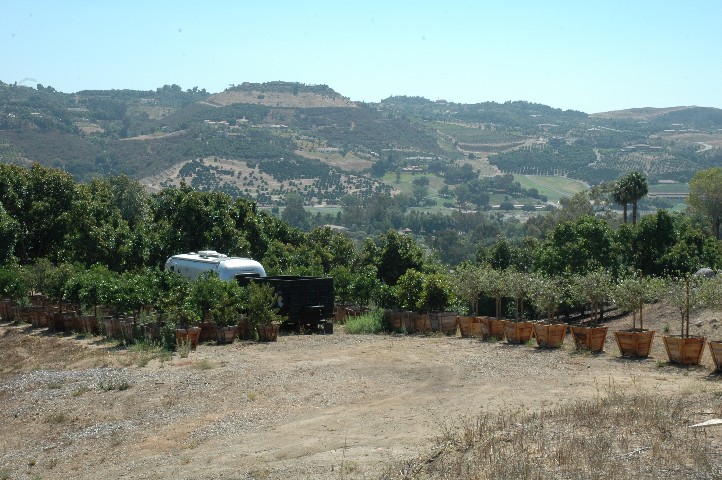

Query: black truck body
left=237, top=275, right=334, bottom=333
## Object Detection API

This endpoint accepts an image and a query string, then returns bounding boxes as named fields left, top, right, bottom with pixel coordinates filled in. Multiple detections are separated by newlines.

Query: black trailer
left=237, top=275, right=334, bottom=333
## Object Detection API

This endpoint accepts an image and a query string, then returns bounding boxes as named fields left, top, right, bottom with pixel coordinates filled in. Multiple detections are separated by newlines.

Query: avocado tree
left=571, top=269, right=612, bottom=325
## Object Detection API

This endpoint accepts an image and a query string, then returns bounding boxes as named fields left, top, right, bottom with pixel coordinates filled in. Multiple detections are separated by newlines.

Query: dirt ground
left=1, top=304, right=721, bottom=479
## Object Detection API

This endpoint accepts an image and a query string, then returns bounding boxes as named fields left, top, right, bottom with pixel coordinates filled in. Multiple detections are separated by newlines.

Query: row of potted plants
left=0, top=271, right=287, bottom=349
left=387, top=309, right=722, bottom=371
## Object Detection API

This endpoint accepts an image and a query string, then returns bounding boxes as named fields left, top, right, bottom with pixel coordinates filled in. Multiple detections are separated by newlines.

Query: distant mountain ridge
left=1, top=79, right=720, bottom=208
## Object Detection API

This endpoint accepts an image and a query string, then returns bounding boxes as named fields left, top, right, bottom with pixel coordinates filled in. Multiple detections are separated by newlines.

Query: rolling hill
left=1, top=79, right=720, bottom=209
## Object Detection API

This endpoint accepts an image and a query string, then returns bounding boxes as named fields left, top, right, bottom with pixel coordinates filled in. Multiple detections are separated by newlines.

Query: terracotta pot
left=663, top=336, right=705, bottom=365
left=708, top=341, right=722, bottom=371
left=256, top=323, right=280, bottom=342
left=533, top=323, right=567, bottom=348
left=571, top=325, right=608, bottom=352
left=614, top=329, right=655, bottom=358
left=175, top=327, right=201, bottom=350
left=479, top=317, right=506, bottom=341
left=505, top=321, right=534, bottom=344
left=458, top=316, right=482, bottom=338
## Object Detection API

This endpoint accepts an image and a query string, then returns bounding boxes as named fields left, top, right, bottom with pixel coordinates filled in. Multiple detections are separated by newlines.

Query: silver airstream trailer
left=164, top=250, right=266, bottom=281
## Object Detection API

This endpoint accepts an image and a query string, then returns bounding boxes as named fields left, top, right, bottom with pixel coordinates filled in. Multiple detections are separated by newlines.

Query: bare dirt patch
left=1, top=305, right=721, bottom=479
left=207, top=91, right=357, bottom=109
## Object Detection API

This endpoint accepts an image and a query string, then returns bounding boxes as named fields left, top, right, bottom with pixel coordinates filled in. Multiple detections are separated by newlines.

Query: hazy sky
left=3, top=1, right=721, bottom=113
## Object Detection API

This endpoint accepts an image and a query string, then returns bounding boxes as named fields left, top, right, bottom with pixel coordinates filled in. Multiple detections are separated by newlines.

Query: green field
left=513, top=175, right=588, bottom=203
left=648, top=183, right=689, bottom=194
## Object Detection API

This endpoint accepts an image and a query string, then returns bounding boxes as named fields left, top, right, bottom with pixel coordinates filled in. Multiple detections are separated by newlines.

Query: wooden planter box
left=428, top=312, right=458, bottom=335
left=256, top=323, right=280, bottom=342
left=480, top=317, right=506, bottom=341
left=663, top=336, right=706, bottom=365
left=119, top=318, right=136, bottom=343
left=13, top=306, right=32, bottom=324
left=143, top=323, right=163, bottom=342
left=458, top=316, right=482, bottom=338
left=216, top=325, right=239, bottom=344
left=533, top=323, right=567, bottom=348
left=199, top=321, right=217, bottom=342
left=80, top=315, right=100, bottom=335
left=614, top=329, right=655, bottom=358
left=571, top=326, right=608, bottom=352
left=385, top=309, right=405, bottom=331
left=175, top=327, right=201, bottom=350
left=708, top=341, right=722, bottom=371
left=102, top=316, right=120, bottom=338
left=237, top=319, right=255, bottom=341
left=505, top=321, right=534, bottom=344
left=413, top=313, right=432, bottom=334
left=0, top=299, right=14, bottom=321
left=63, top=312, right=82, bottom=333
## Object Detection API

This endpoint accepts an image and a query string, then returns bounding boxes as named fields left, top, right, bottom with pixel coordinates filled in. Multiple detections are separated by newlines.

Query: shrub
left=344, top=310, right=385, bottom=334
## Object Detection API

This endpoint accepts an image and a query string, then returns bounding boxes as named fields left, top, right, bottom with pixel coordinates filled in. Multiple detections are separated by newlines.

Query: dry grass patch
left=387, top=388, right=722, bottom=479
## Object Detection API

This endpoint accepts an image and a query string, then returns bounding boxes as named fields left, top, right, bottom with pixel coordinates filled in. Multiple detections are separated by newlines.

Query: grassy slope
left=513, top=175, right=588, bottom=202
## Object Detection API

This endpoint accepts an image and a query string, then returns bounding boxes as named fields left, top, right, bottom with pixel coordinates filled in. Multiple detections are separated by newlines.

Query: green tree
left=688, top=167, right=722, bottom=239
left=502, top=269, right=533, bottom=320
left=529, top=273, right=567, bottom=322
left=536, top=215, right=616, bottom=276
left=570, top=269, right=612, bottom=324
left=451, top=263, right=485, bottom=315
left=281, top=193, right=311, bottom=230
left=0, top=204, right=19, bottom=265
left=417, top=273, right=452, bottom=313
left=396, top=269, right=425, bottom=311
left=360, top=230, right=425, bottom=286
left=623, top=171, right=648, bottom=225
left=611, top=176, right=632, bottom=224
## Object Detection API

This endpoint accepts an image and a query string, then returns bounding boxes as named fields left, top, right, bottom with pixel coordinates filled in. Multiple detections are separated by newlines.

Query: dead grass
left=385, top=388, right=722, bottom=479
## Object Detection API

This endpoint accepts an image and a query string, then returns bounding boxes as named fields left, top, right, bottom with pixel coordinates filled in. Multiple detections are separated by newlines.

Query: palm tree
left=612, top=177, right=631, bottom=224
left=625, top=171, right=648, bottom=225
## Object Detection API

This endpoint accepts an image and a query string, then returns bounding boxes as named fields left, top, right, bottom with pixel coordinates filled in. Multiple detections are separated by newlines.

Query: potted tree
left=395, top=269, right=425, bottom=333
left=704, top=275, right=722, bottom=370
left=611, top=273, right=660, bottom=358
left=189, top=272, right=228, bottom=342
left=247, top=281, right=284, bottom=342
left=502, top=269, right=535, bottom=344
left=569, top=270, right=612, bottom=352
left=419, top=273, right=456, bottom=335
left=452, top=263, right=484, bottom=337
left=172, top=301, right=202, bottom=351
left=212, top=279, right=244, bottom=344
left=662, top=275, right=707, bottom=365
left=478, top=267, right=507, bottom=341
left=529, top=273, right=568, bottom=348
left=530, top=274, right=568, bottom=348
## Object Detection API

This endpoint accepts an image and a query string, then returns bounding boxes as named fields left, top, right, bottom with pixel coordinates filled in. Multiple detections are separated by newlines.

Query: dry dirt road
left=1, top=304, right=721, bottom=479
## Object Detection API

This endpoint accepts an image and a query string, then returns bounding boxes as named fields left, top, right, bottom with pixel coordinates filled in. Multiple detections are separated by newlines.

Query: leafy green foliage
left=246, top=281, right=283, bottom=326
left=343, top=310, right=385, bottom=334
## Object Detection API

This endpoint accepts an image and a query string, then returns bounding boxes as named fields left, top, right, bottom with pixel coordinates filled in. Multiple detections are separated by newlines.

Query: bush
left=344, top=310, right=385, bottom=334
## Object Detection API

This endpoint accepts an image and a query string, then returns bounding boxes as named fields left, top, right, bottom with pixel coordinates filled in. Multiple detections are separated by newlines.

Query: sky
left=2, top=1, right=721, bottom=114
